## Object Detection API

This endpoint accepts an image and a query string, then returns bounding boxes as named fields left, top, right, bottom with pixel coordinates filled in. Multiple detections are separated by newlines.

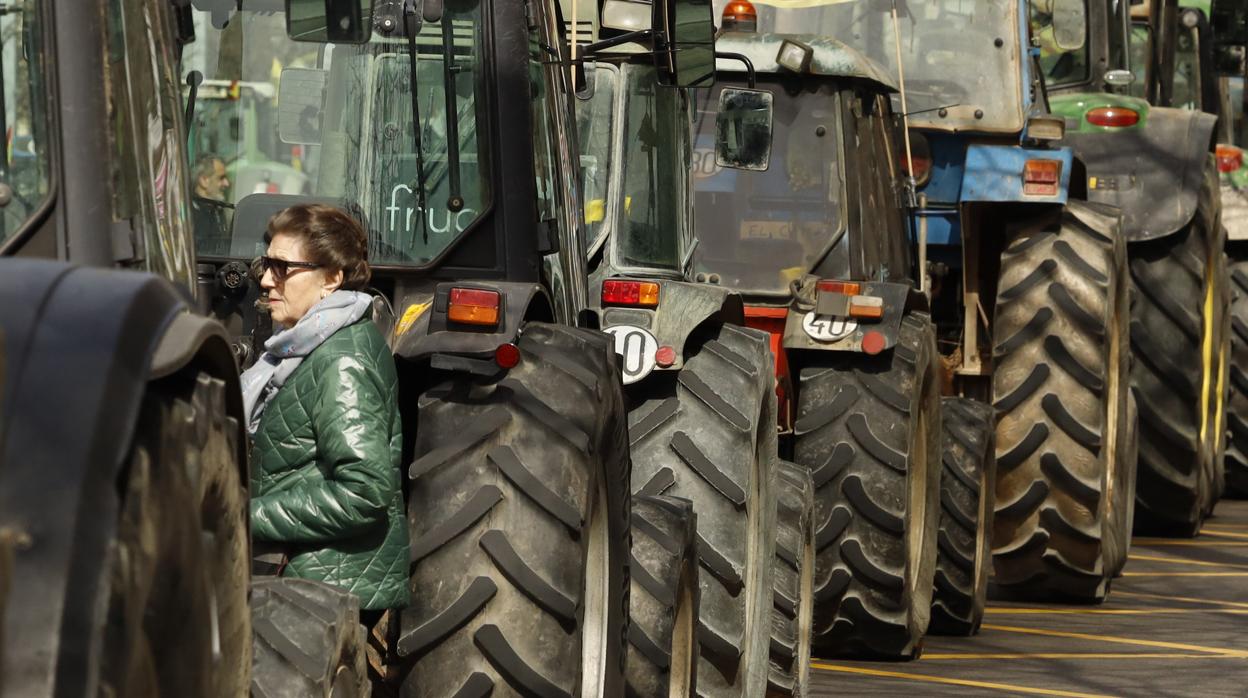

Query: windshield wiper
left=404, top=0, right=430, bottom=245
left=439, top=17, right=464, bottom=213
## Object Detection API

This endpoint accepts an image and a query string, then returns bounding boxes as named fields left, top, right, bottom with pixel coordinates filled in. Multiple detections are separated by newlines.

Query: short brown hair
left=267, top=204, right=371, bottom=290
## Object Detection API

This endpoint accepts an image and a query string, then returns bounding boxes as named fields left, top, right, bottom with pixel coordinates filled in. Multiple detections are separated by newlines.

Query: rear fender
left=781, top=280, right=912, bottom=354
left=391, top=281, right=551, bottom=361
left=1060, top=107, right=1217, bottom=241
left=960, top=145, right=1073, bottom=205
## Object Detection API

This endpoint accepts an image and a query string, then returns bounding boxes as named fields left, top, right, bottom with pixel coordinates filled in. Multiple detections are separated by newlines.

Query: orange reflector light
left=495, top=343, right=521, bottom=368
left=1023, top=159, right=1062, bottom=196
left=722, top=0, right=757, bottom=31
left=448, top=287, right=501, bottom=325
left=602, top=280, right=659, bottom=307
left=1217, top=144, right=1244, bottom=173
left=1085, top=107, right=1139, bottom=128
left=848, top=295, right=884, bottom=319
left=816, top=280, right=860, bottom=296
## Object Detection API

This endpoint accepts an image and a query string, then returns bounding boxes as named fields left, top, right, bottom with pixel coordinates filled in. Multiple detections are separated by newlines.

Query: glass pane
left=1127, top=24, right=1149, bottom=98
left=1032, top=0, right=1090, bottom=86
left=182, top=1, right=491, bottom=266
left=692, top=80, right=843, bottom=294
left=574, top=65, right=619, bottom=252
left=1172, top=27, right=1200, bottom=110
left=0, top=0, right=50, bottom=246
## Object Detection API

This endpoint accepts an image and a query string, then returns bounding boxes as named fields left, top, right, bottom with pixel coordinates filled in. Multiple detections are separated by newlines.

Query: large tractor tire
left=626, top=323, right=778, bottom=697
left=992, top=202, right=1134, bottom=601
left=627, top=495, right=700, bottom=698
left=929, top=397, right=996, bottom=636
left=767, top=462, right=814, bottom=698
left=250, top=578, right=370, bottom=698
left=400, top=323, right=630, bottom=697
left=793, top=311, right=942, bottom=658
left=99, top=373, right=252, bottom=697
left=1227, top=256, right=1248, bottom=496
left=1128, top=159, right=1228, bottom=534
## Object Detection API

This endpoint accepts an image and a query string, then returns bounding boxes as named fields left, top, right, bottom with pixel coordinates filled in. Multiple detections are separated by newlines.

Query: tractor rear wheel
left=793, top=311, right=942, bottom=658
left=250, top=577, right=370, bottom=698
left=626, top=323, right=778, bottom=697
left=929, top=397, right=995, bottom=636
left=767, top=462, right=814, bottom=697
left=1227, top=257, right=1248, bottom=497
left=400, top=323, right=630, bottom=698
left=1129, top=159, right=1228, bottom=533
left=627, top=495, right=699, bottom=698
left=991, top=202, right=1133, bottom=601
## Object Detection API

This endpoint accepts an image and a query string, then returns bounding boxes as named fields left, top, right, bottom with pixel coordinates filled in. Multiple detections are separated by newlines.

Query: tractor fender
left=592, top=279, right=745, bottom=373
left=0, top=259, right=243, bottom=698
left=1061, top=107, right=1217, bottom=242
left=391, top=281, right=553, bottom=361
left=959, top=144, right=1074, bottom=205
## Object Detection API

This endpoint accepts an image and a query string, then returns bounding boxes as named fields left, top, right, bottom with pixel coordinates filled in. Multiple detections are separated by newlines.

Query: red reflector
left=655, top=346, right=677, bottom=368
left=495, top=343, right=521, bottom=368
left=1086, top=107, right=1139, bottom=128
left=265, top=182, right=280, bottom=194
left=722, top=0, right=757, bottom=31
left=448, top=288, right=501, bottom=325
left=862, top=331, right=887, bottom=355
left=1023, top=159, right=1062, bottom=196
left=1217, top=144, right=1244, bottom=173
left=816, top=280, right=861, bottom=296
left=602, top=280, right=659, bottom=307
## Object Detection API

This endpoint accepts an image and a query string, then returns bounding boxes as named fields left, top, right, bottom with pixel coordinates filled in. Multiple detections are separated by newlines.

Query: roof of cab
left=714, top=32, right=898, bottom=92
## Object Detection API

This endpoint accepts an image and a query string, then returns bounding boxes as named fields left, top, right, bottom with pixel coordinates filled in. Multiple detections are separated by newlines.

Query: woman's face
left=260, top=232, right=343, bottom=328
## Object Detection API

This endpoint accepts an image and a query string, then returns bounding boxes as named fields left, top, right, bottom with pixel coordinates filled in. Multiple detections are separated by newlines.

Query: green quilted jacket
left=249, top=318, right=410, bottom=610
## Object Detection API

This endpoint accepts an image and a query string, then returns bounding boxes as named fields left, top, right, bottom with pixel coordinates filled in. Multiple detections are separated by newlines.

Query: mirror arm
left=184, top=70, right=203, bottom=154
left=582, top=29, right=653, bottom=56
left=714, top=52, right=755, bottom=88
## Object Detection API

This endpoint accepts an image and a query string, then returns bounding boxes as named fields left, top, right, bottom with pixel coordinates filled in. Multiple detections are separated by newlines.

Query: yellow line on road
left=808, top=662, right=1116, bottom=697
left=985, top=607, right=1206, bottom=615
left=1113, top=590, right=1248, bottom=610
left=1122, top=571, right=1248, bottom=577
left=979, top=624, right=1248, bottom=657
left=921, top=652, right=1228, bottom=660
left=1194, top=529, right=1248, bottom=540
left=1133, top=540, right=1248, bottom=546
left=1129, top=553, right=1248, bottom=570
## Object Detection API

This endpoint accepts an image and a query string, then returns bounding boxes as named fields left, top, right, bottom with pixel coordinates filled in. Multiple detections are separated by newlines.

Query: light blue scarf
left=240, top=290, right=374, bottom=435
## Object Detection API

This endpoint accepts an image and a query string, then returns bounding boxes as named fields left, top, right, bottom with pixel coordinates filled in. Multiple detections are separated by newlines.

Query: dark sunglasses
left=256, top=255, right=320, bottom=282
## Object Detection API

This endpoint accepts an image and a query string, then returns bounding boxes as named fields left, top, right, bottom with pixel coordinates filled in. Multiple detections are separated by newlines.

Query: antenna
left=890, top=0, right=926, bottom=294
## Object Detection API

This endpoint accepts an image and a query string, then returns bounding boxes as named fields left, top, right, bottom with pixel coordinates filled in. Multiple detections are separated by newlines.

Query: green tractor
left=1037, top=0, right=1230, bottom=535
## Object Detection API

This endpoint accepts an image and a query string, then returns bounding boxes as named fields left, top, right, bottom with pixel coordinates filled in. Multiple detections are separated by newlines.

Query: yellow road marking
left=1194, top=529, right=1248, bottom=540
left=1122, top=571, right=1248, bottom=577
left=985, top=607, right=1209, bottom=615
left=808, top=662, right=1115, bottom=697
left=1113, top=589, right=1248, bottom=610
left=921, top=652, right=1231, bottom=660
left=1133, top=539, right=1248, bottom=547
left=1129, top=553, right=1248, bottom=570
left=1202, top=523, right=1248, bottom=530
left=980, top=624, right=1248, bottom=657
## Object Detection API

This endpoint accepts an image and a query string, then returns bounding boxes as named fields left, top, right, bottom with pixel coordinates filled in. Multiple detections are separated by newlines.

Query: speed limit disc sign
left=604, top=325, right=659, bottom=385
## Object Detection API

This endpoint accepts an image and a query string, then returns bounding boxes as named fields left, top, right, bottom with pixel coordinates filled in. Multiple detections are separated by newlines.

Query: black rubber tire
left=627, top=495, right=700, bottom=698
left=767, top=462, right=814, bottom=698
left=991, top=202, right=1134, bottom=601
left=400, top=323, right=630, bottom=697
left=626, top=323, right=778, bottom=697
left=929, top=397, right=996, bottom=636
left=250, top=578, right=370, bottom=698
left=792, top=311, right=942, bottom=658
left=1128, top=159, right=1228, bottom=534
left=98, top=373, right=251, bottom=697
left=1226, top=257, right=1248, bottom=496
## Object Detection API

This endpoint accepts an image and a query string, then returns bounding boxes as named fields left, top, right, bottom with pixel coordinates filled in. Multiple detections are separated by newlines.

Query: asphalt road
left=809, top=499, right=1248, bottom=697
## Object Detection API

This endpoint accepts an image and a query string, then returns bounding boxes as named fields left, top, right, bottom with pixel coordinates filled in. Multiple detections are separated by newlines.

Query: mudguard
left=0, top=259, right=244, bottom=697
left=781, top=280, right=912, bottom=353
left=391, top=281, right=552, bottom=360
left=590, top=278, right=745, bottom=376
left=960, top=145, right=1073, bottom=204
left=1060, top=107, right=1217, bottom=241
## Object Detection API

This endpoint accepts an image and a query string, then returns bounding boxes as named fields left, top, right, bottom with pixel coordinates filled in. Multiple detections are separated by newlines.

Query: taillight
left=602, top=280, right=659, bottom=308
left=1023, top=159, right=1062, bottom=197
left=1086, top=107, right=1139, bottom=128
left=448, top=287, right=501, bottom=326
left=848, top=295, right=884, bottom=319
left=817, top=280, right=861, bottom=296
left=899, top=131, right=932, bottom=186
left=1217, top=144, right=1244, bottom=174
left=495, top=343, right=521, bottom=368
left=721, top=0, right=757, bottom=32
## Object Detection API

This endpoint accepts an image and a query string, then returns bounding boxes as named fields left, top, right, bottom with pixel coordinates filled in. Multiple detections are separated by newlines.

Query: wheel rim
left=668, top=569, right=695, bottom=698
left=580, top=475, right=610, bottom=698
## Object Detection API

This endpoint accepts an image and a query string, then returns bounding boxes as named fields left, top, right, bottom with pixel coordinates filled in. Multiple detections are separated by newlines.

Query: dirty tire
left=250, top=578, right=369, bottom=698
left=793, top=311, right=942, bottom=658
left=627, top=495, right=699, bottom=698
left=98, top=373, right=251, bottom=697
left=1128, top=159, right=1227, bottom=534
left=767, top=462, right=814, bottom=697
left=401, top=323, right=630, bottom=697
left=627, top=323, right=778, bottom=697
left=929, top=397, right=996, bottom=635
left=991, top=202, right=1134, bottom=601
left=1227, top=256, right=1248, bottom=496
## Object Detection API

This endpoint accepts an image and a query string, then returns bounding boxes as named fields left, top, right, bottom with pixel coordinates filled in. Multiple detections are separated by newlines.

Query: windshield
left=575, top=65, right=618, bottom=254
left=1126, top=24, right=1149, bottom=98
left=746, top=0, right=1023, bottom=133
left=183, top=3, right=491, bottom=265
left=691, top=79, right=844, bottom=295
left=1032, top=0, right=1091, bottom=86
left=0, top=0, right=50, bottom=248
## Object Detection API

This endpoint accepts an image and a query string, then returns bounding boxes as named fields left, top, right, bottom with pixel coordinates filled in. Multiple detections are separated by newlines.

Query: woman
left=240, top=203, right=409, bottom=614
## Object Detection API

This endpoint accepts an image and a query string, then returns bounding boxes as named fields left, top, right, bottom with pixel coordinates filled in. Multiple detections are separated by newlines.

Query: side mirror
left=278, top=68, right=329, bottom=144
left=654, top=0, right=716, bottom=87
left=286, top=0, right=374, bottom=43
left=1050, top=0, right=1087, bottom=51
left=715, top=88, right=772, bottom=171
